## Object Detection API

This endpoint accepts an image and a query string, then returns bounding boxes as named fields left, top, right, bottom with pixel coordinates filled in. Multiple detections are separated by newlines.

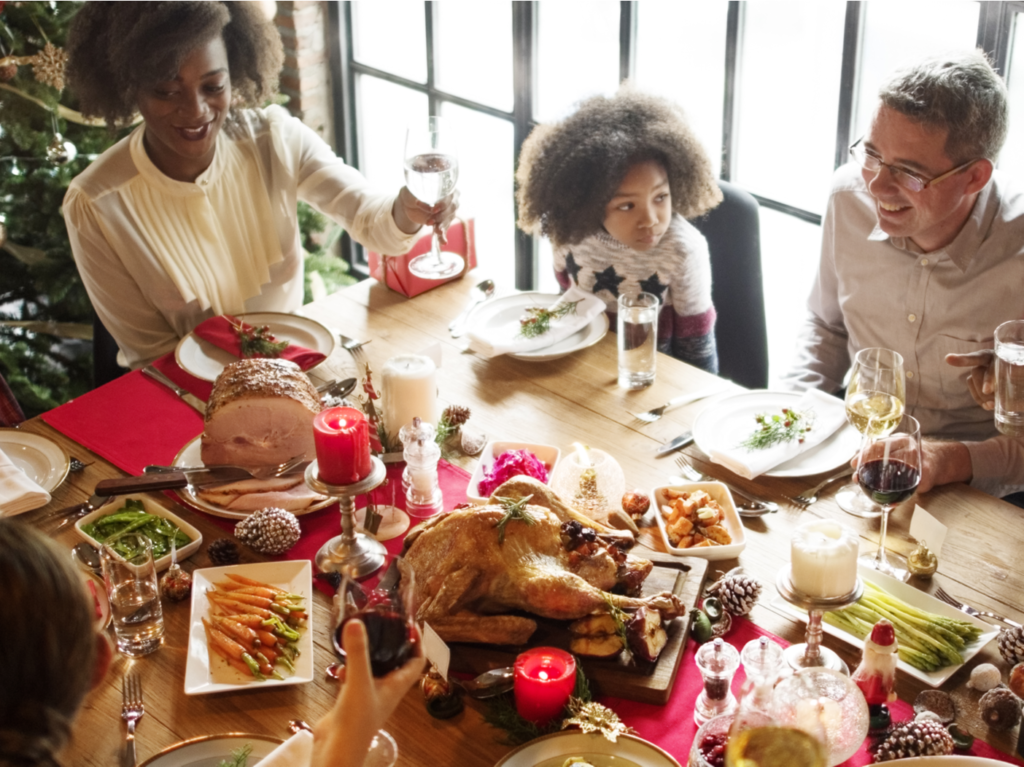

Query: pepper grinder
left=400, top=417, right=443, bottom=518
left=694, top=637, right=740, bottom=725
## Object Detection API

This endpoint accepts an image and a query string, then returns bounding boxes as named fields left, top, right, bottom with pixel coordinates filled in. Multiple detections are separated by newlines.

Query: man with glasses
left=784, top=50, right=1024, bottom=499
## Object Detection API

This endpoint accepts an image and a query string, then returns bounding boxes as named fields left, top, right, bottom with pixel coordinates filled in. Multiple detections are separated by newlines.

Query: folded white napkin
left=257, top=730, right=314, bottom=767
left=465, top=286, right=606, bottom=358
left=709, top=389, right=848, bottom=479
left=0, top=446, right=50, bottom=516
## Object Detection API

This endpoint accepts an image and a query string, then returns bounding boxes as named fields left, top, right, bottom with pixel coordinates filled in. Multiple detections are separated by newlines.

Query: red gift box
left=367, top=218, right=476, bottom=297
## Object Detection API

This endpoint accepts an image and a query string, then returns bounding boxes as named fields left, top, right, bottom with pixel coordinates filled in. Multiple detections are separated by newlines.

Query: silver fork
left=673, top=455, right=779, bottom=514
left=933, top=587, right=1023, bottom=629
left=121, top=673, right=144, bottom=767
left=336, top=332, right=369, bottom=365
left=787, top=465, right=856, bottom=508
left=630, top=387, right=720, bottom=424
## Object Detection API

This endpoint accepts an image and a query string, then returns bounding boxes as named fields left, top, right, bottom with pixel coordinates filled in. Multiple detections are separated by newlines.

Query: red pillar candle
left=313, top=407, right=372, bottom=485
left=513, top=647, right=577, bottom=724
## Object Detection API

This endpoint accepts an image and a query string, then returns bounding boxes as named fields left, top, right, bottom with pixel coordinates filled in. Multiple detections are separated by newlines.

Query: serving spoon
left=449, top=279, right=495, bottom=337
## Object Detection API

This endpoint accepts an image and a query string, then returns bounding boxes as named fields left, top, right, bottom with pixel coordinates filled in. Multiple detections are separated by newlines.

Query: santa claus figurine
left=851, top=618, right=898, bottom=731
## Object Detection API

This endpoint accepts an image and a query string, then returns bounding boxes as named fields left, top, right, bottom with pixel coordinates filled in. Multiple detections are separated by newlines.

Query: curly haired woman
left=517, top=87, right=721, bottom=372
left=64, top=2, right=456, bottom=369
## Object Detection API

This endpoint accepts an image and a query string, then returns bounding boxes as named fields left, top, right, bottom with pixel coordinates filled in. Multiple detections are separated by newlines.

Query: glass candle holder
left=549, top=444, right=625, bottom=524
left=694, top=637, right=741, bottom=725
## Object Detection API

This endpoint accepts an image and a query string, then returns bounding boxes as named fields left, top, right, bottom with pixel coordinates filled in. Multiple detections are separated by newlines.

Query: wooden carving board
left=448, top=548, right=709, bottom=705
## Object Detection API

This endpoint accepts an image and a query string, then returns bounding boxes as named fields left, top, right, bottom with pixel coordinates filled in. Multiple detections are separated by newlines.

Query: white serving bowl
left=650, top=481, right=746, bottom=561
left=467, top=441, right=561, bottom=504
left=75, top=495, right=203, bottom=572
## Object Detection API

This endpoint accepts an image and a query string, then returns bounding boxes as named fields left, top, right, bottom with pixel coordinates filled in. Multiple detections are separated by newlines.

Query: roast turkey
left=400, top=477, right=682, bottom=645
left=200, top=358, right=321, bottom=467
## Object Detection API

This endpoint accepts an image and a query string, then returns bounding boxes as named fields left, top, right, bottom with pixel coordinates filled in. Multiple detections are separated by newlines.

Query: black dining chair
left=690, top=180, right=769, bottom=390
left=93, top=314, right=127, bottom=388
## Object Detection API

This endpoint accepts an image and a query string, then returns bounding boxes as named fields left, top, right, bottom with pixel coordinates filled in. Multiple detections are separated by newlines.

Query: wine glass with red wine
left=856, top=414, right=921, bottom=582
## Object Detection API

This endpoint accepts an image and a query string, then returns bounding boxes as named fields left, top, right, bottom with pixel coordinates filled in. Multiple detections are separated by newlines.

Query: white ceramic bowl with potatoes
left=75, top=495, right=203, bottom=572
left=650, top=481, right=746, bottom=561
left=467, top=441, right=560, bottom=504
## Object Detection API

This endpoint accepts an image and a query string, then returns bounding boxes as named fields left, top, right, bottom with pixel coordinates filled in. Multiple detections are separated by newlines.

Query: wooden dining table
left=16, top=272, right=1024, bottom=766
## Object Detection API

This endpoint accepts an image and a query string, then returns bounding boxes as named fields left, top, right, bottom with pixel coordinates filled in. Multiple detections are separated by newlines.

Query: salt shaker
left=740, top=636, right=784, bottom=711
left=694, top=637, right=740, bottom=725
left=399, top=417, right=443, bottom=518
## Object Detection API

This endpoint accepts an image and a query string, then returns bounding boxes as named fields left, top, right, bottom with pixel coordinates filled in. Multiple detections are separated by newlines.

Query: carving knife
left=142, top=365, right=206, bottom=413
left=655, top=430, right=694, bottom=457
left=94, top=463, right=311, bottom=495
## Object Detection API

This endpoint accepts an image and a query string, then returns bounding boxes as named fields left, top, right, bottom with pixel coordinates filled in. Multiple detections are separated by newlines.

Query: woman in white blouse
left=64, top=2, right=456, bottom=369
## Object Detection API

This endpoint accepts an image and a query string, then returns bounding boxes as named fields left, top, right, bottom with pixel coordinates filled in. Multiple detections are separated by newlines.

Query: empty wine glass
left=856, top=415, right=921, bottom=582
left=836, top=348, right=906, bottom=518
left=404, top=116, right=462, bottom=279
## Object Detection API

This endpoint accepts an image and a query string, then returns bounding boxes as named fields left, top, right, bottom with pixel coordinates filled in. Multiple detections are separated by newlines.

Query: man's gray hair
left=879, top=49, right=1008, bottom=162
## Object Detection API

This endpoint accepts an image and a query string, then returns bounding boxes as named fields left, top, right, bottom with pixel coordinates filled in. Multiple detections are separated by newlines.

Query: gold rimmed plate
left=139, top=732, right=284, bottom=766
left=496, top=731, right=680, bottom=767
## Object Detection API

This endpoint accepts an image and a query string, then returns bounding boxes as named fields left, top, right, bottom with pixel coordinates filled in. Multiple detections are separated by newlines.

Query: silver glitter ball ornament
left=46, top=134, right=77, bottom=165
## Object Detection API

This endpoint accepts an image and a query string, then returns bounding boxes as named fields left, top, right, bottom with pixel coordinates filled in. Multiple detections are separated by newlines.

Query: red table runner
left=42, top=372, right=1022, bottom=766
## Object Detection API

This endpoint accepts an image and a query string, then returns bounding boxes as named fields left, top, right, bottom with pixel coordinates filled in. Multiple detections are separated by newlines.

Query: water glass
left=995, top=320, right=1024, bottom=437
left=101, top=533, right=164, bottom=656
left=617, top=292, right=660, bottom=389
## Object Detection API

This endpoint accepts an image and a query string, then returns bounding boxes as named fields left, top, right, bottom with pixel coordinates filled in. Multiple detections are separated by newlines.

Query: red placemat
left=601, top=616, right=1024, bottom=767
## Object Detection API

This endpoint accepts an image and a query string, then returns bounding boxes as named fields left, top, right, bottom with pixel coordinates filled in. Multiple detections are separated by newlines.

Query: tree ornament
left=235, top=507, right=302, bottom=555
left=207, top=538, right=241, bottom=566
left=0, top=61, right=16, bottom=82
left=979, top=687, right=1022, bottom=731
left=998, top=626, right=1024, bottom=665
left=873, top=719, right=955, bottom=761
left=705, top=568, right=762, bottom=617
left=30, top=42, right=68, bottom=91
left=561, top=698, right=635, bottom=743
left=968, top=663, right=1002, bottom=692
left=46, top=133, right=77, bottom=165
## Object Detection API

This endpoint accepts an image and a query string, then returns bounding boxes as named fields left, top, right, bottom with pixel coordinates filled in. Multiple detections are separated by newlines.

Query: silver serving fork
left=336, top=332, right=370, bottom=365
left=787, top=465, right=856, bottom=508
left=673, top=455, right=779, bottom=515
left=933, top=587, right=1023, bottom=629
left=630, top=387, right=720, bottom=424
left=121, top=673, right=144, bottom=767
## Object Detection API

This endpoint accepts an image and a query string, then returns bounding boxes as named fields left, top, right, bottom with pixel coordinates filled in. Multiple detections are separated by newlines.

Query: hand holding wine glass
left=403, top=117, right=463, bottom=279
left=856, top=414, right=921, bottom=582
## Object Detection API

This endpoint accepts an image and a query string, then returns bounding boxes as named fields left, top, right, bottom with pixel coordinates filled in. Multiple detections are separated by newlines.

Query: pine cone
left=874, top=719, right=954, bottom=762
left=997, top=626, right=1024, bottom=665
left=208, top=538, right=240, bottom=566
left=442, top=405, right=470, bottom=426
left=708, top=572, right=762, bottom=617
left=235, top=507, right=301, bottom=556
left=979, top=688, right=1022, bottom=731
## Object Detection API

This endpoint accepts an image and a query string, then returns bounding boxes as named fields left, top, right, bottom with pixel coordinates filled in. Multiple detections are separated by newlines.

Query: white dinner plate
left=692, top=390, right=860, bottom=477
left=185, top=560, right=313, bottom=695
left=0, top=428, right=70, bottom=498
left=496, top=731, right=680, bottom=767
left=174, top=312, right=336, bottom=382
left=172, top=436, right=331, bottom=520
left=467, top=292, right=610, bottom=362
left=772, top=564, right=999, bottom=688
left=881, top=758, right=1008, bottom=766
left=139, top=733, right=284, bottom=766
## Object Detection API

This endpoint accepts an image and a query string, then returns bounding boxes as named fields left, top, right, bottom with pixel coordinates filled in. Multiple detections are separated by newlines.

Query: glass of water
left=617, top=292, right=660, bottom=389
left=996, top=320, right=1024, bottom=437
left=101, top=533, right=164, bottom=656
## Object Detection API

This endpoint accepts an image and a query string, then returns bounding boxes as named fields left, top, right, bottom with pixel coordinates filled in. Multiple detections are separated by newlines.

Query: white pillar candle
left=381, top=354, right=439, bottom=439
left=790, top=519, right=860, bottom=598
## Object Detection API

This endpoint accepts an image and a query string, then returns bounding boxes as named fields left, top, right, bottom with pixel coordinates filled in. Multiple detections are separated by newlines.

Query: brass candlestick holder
left=776, top=567, right=863, bottom=674
left=306, top=456, right=388, bottom=577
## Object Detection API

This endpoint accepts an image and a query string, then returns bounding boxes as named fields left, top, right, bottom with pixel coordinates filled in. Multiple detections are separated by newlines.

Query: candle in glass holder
left=381, top=354, right=439, bottom=439
left=791, top=519, right=859, bottom=598
left=313, top=407, right=371, bottom=485
left=513, top=647, right=576, bottom=724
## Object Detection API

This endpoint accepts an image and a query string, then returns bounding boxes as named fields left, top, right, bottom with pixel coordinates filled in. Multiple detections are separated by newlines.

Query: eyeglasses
left=849, top=138, right=977, bottom=193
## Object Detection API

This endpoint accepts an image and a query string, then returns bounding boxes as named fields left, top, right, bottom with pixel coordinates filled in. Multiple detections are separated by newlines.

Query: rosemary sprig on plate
left=739, top=407, right=814, bottom=450
left=517, top=300, right=581, bottom=339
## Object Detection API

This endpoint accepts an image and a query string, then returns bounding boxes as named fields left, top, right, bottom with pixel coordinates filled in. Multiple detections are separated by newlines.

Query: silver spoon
left=72, top=542, right=102, bottom=574
left=449, top=279, right=496, bottom=337
left=451, top=666, right=514, bottom=699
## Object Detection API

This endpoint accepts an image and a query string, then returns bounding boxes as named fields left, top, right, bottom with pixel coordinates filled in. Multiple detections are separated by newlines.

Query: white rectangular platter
left=185, top=560, right=313, bottom=695
left=772, top=564, right=999, bottom=687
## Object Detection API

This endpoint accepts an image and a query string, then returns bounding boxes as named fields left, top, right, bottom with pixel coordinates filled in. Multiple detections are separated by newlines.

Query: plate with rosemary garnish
left=175, top=311, right=337, bottom=381
left=692, top=391, right=859, bottom=477
left=466, top=292, right=609, bottom=362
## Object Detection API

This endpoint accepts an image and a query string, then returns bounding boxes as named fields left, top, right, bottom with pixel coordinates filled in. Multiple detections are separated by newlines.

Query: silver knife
left=95, top=463, right=311, bottom=495
left=142, top=366, right=206, bottom=414
left=655, top=430, right=694, bottom=457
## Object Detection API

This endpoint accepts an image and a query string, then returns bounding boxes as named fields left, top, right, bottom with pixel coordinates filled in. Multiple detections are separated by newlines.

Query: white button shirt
left=784, top=163, right=1024, bottom=497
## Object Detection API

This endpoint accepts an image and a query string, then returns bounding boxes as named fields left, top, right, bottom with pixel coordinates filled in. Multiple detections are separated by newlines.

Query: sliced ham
left=197, top=482, right=325, bottom=512
left=200, top=358, right=321, bottom=467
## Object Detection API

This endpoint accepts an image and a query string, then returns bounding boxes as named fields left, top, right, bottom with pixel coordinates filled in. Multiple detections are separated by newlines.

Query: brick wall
left=274, top=0, right=334, bottom=146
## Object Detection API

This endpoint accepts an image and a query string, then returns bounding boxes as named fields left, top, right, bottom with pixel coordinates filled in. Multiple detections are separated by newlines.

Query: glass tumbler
left=101, top=533, right=164, bottom=656
left=995, top=319, right=1024, bottom=437
left=617, top=292, right=660, bottom=389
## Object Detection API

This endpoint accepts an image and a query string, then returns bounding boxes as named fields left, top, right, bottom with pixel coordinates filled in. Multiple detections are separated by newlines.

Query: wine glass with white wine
left=835, top=348, right=906, bottom=518
left=403, top=117, right=462, bottom=279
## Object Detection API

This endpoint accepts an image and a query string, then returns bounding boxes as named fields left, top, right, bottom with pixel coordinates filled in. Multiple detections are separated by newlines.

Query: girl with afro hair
left=63, top=2, right=457, bottom=369
left=517, top=87, right=722, bottom=372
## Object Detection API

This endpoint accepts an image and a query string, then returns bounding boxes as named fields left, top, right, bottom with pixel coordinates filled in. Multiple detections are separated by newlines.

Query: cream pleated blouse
left=64, top=106, right=418, bottom=369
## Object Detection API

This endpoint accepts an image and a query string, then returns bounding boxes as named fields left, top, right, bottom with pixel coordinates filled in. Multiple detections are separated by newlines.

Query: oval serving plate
left=139, top=732, right=284, bottom=767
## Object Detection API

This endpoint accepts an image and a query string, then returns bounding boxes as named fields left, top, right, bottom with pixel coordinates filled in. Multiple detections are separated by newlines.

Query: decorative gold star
left=561, top=698, right=635, bottom=743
